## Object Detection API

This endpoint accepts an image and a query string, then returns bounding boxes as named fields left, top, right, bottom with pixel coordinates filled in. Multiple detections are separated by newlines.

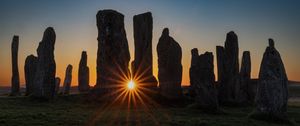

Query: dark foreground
left=0, top=94, right=300, bottom=126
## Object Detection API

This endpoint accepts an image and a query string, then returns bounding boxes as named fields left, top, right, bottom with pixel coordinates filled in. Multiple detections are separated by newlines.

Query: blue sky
left=0, top=0, right=299, bottom=85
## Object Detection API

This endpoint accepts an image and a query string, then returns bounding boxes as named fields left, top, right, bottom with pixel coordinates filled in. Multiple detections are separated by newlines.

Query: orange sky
left=0, top=1, right=300, bottom=87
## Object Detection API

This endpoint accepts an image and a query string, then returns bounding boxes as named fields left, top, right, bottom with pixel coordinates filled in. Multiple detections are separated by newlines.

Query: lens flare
left=127, top=80, right=135, bottom=90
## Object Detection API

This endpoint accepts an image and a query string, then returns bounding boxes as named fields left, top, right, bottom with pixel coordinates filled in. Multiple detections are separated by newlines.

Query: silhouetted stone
left=10, top=35, right=20, bottom=96
left=237, top=51, right=254, bottom=104
left=25, top=54, right=37, bottom=96
left=252, top=39, right=288, bottom=120
left=131, top=12, right=158, bottom=88
left=32, top=27, right=56, bottom=100
left=189, top=48, right=199, bottom=96
left=78, top=51, right=90, bottom=92
left=216, top=46, right=225, bottom=84
left=62, top=64, right=73, bottom=95
left=55, top=77, right=61, bottom=95
left=95, top=10, right=131, bottom=94
left=217, top=31, right=240, bottom=104
left=157, top=28, right=182, bottom=99
left=190, top=49, right=219, bottom=110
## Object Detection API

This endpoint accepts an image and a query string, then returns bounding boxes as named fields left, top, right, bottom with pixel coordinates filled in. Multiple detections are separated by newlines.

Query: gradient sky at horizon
left=0, top=0, right=300, bottom=86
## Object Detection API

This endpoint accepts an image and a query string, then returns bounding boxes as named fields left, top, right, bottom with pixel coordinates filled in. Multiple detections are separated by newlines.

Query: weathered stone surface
left=217, top=31, right=240, bottom=104
left=24, top=54, right=37, bottom=96
left=190, top=49, right=219, bottom=109
left=10, top=35, right=20, bottom=96
left=131, top=12, right=157, bottom=88
left=32, top=27, right=56, bottom=100
left=95, top=10, right=131, bottom=94
left=237, top=51, right=254, bottom=104
left=62, top=64, right=73, bottom=95
left=157, top=28, right=182, bottom=99
left=78, top=51, right=90, bottom=92
left=254, top=39, right=288, bottom=118
left=55, top=77, right=61, bottom=95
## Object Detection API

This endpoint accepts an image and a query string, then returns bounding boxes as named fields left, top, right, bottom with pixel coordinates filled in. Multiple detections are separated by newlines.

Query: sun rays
left=127, top=79, right=135, bottom=90
left=86, top=62, right=170, bottom=126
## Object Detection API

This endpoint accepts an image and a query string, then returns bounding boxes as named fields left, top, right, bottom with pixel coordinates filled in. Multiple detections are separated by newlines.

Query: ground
left=0, top=94, right=300, bottom=126
left=1, top=84, right=300, bottom=126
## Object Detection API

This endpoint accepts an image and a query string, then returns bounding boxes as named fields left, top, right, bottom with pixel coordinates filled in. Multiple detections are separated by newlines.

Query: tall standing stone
left=78, top=51, right=90, bottom=92
left=32, top=27, right=56, bottom=100
left=62, top=65, right=73, bottom=95
left=253, top=39, right=288, bottom=119
left=217, top=31, right=239, bottom=104
left=11, top=35, right=20, bottom=96
left=25, top=55, right=38, bottom=96
left=189, top=48, right=199, bottom=96
left=131, top=12, right=158, bottom=88
left=190, top=49, right=219, bottom=110
left=237, top=51, right=254, bottom=104
left=95, top=10, right=131, bottom=94
left=216, top=46, right=225, bottom=87
left=157, top=28, right=182, bottom=99
left=55, top=77, right=61, bottom=95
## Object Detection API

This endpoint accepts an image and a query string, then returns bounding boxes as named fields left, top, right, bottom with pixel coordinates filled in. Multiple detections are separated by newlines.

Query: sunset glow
left=0, top=1, right=300, bottom=87
left=127, top=80, right=135, bottom=90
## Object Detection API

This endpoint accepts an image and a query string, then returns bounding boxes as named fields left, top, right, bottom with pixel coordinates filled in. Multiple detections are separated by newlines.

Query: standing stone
left=95, top=10, right=131, bottom=94
left=55, top=77, right=61, bottom=95
left=131, top=12, right=158, bottom=88
left=190, top=49, right=219, bottom=110
left=217, top=31, right=239, bottom=104
left=157, top=28, right=182, bottom=99
left=78, top=51, right=90, bottom=92
left=32, top=27, right=56, bottom=100
left=62, top=65, right=73, bottom=95
left=10, top=35, right=20, bottom=96
left=216, top=46, right=225, bottom=84
left=237, top=51, right=254, bottom=104
left=189, top=48, right=199, bottom=97
left=253, top=39, right=288, bottom=119
left=24, top=55, right=38, bottom=96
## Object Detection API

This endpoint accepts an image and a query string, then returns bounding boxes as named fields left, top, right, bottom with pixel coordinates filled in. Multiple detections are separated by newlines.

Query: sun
left=127, top=79, right=135, bottom=90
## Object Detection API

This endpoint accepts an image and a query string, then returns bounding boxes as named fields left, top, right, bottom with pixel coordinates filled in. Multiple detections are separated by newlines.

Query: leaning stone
left=25, top=54, right=37, bottom=96
left=95, top=10, right=131, bottom=95
left=62, top=65, right=73, bottom=95
left=157, top=28, right=183, bottom=99
left=250, top=39, right=289, bottom=121
left=32, top=27, right=56, bottom=100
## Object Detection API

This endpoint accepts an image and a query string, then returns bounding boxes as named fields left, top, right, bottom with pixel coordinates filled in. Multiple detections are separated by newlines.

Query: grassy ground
left=0, top=94, right=299, bottom=126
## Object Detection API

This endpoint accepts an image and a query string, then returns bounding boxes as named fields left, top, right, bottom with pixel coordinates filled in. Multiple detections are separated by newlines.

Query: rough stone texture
left=190, top=49, right=219, bottom=109
left=131, top=12, right=158, bottom=88
left=10, top=35, right=20, bottom=96
left=157, top=28, right=182, bottom=99
left=237, top=51, right=254, bottom=104
left=24, top=55, right=38, bottom=96
left=32, top=27, right=56, bottom=100
left=55, top=77, right=61, bottom=95
left=78, top=51, right=90, bottom=92
left=255, top=39, right=288, bottom=118
left=217, top=31, right=240, bottom=104
left=62, top=65, right=73, bottom=95
left=95, top=10, right=131, bottom=94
